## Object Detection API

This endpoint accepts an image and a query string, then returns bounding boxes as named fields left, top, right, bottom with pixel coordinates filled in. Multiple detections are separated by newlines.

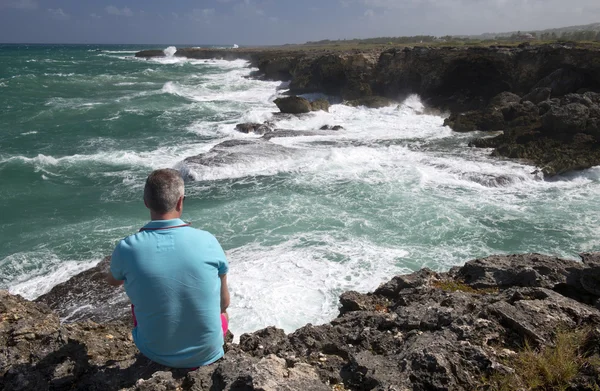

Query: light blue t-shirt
left=110, top=218, right=229, bottom=368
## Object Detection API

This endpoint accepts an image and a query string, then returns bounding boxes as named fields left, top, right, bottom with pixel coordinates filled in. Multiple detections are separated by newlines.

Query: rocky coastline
left=4, top=45, right=600, bottom=390
left=136, top=44, right=600, bottom=176
left=3, top=252, right=600, bottom=390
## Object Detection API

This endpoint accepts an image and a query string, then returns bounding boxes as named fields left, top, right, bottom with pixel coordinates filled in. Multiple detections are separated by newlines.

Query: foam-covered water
left=1, top=44, right=600, bottom=337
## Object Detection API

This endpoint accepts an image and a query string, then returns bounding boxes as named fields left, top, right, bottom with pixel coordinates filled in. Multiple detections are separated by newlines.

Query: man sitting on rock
left=106, top=168, right=230, bottom=368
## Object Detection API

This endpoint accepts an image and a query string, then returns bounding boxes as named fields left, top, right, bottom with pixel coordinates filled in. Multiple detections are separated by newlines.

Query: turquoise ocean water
left=1, top=44, right=600, bottom=336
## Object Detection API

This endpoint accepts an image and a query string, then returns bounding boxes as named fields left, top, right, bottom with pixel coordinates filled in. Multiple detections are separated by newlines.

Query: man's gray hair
left=144, top=169, right=185, bottom=214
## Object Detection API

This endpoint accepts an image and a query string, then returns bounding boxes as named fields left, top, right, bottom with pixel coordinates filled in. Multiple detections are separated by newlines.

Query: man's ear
left=176, top=196, right=184, bottom=212
left=144, top=198, right=150, bottom=210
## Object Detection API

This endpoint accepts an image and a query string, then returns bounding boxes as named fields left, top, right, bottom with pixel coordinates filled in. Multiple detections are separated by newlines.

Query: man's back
left=110, top=218, right=229, bottom=368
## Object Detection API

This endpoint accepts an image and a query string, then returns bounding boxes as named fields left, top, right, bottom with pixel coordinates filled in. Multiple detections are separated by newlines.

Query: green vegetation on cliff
left=291, top=22, right=600, bottom=49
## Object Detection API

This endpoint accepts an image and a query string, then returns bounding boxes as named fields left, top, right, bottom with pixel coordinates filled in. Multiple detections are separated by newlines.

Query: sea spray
left=163, top=46, right=177, bottom=57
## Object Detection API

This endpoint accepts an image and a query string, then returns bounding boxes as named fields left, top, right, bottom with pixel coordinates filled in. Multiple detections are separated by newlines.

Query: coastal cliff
left=136, top=44, right=600, bottom=176
left=3, top=253, right=600, bottom=390
left=137, top=45, right=600, bottom=107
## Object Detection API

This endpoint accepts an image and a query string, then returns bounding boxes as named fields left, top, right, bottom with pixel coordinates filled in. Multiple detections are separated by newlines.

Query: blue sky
left=1, top=0, right=599, bottom=45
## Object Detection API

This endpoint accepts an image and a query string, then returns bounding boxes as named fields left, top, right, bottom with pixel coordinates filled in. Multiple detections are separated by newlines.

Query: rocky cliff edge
left=3, top=253, right=600, bottom=390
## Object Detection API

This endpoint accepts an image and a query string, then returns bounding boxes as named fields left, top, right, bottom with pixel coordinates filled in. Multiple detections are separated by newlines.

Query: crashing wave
left=163, top=46, right=177, bottom=57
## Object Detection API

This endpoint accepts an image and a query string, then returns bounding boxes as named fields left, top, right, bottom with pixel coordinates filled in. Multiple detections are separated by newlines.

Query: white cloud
left=0, top=0, right=37, bottom=10
left=105, top=5, right=133, bottom=17
left=364, top=9, right=375, bottom=17
left=48, top=8, right=70, bottom=20
left=90, top=13, right=101, bottom=19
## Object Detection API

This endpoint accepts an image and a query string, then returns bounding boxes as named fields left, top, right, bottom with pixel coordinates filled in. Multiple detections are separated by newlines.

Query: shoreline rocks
left=458, top=91, right=600, bottom=176
left=235, top=122, right=273, bottom=135
left=4, top=252, right=600, bottom=390
left=273, top=96, right=330, bottom=114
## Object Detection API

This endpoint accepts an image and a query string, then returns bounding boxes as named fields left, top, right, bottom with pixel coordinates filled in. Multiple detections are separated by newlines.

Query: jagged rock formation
left=4, top=253, right=600, bottom=390
left=36, top=257, right=130, bottom=323
left=320, top=125, right=344, bottom=131
left=345, top=96, right=395, bottom=109
left=273, top=96, right=330, bottom=114
left=457, top=91, right=600, bottom=176
left=235, top=123, right=273, bottom=135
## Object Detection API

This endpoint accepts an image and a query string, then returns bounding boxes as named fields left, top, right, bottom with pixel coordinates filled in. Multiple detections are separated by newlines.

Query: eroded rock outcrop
left=345, top=96, right=395, bottom=109
left=4, top=252, right=600, bottom=390
left=235, top=122, right=273, bottom=135
left=463, top=91, right=600, bottom=176
left=273, top=96, right=330, bottom=114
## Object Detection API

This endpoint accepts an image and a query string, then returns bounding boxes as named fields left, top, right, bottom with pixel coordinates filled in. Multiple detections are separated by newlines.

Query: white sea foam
left=43, top=72, right=76, bottom=77
left=164, top=46, right=177, bottom=57
left=0, top=142, right=216, bottom=172
left=226, top=235, right=410, bottom=336
left=2, top=251, right=100, bottom=299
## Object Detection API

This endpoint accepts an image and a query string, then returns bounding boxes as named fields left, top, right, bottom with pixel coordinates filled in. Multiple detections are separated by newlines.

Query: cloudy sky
left=1, top=0, right=599, bottom=45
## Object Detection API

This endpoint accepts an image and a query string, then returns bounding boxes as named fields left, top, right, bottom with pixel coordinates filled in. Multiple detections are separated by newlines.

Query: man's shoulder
left=186, top=228, right=219, bottom=242
left=113, top=231, right=147, bottom=252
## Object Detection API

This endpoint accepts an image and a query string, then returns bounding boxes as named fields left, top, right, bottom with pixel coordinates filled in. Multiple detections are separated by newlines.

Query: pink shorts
left=132, top=305, right=229, bottom=338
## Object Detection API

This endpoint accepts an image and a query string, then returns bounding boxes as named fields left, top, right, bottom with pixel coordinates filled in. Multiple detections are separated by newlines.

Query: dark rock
left=521, top=87, right=552, bottom=105
left=374, top=269, right=437, bottom=298
left=444, top=109, right=505, bottom=132
left=319, top=125, right=344, bottom=130
left=444, top=92, right=527, bottom=132
left=36, top=256, right=131, bottom=323
left=537, top=98, right=560, bottom=115
left=135, top=50, right=166, bottom=58
left=274, top=96, right=312, bottom=114
left=345, top=96, right=394, bottom=108
left=489, top=91, right=521, bottom=107
left=239, top=327, right=290, bottom=356
left=584, top=91, right=600, bottom=104
left=456, top=253, right=585, bottom=290
left=310, top=98, right=330, bottom=112
left=235, top=123, right=272, bottom=135
left=183, top=139, right=296, bottom=174
left=288, top=52, right=378, bottom=100
left=541, top=103, right=590, bottom=135
left=500, top=101, right=540, bottom=127
left=489, top=287, right=600, bottom=345
left=532, top=68, right=587, bottom=97
left=561, top=93, right=594, bottom=107
left=339, top=291, right=389, bottom=315
left=261, top=129, right=331, bottom=140
left=468, top=92, right=600, bottom=176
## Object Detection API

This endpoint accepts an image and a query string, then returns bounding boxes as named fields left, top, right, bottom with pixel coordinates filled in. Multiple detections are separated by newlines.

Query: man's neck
left=149, top=211, right=182, bottom=221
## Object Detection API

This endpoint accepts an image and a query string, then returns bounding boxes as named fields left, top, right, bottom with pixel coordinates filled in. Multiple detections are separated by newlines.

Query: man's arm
left=220, top=274, right=230, bottom=313
left=106, top=272, right=124, bottom=287
left=107, top=245, right=125, bottom=287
